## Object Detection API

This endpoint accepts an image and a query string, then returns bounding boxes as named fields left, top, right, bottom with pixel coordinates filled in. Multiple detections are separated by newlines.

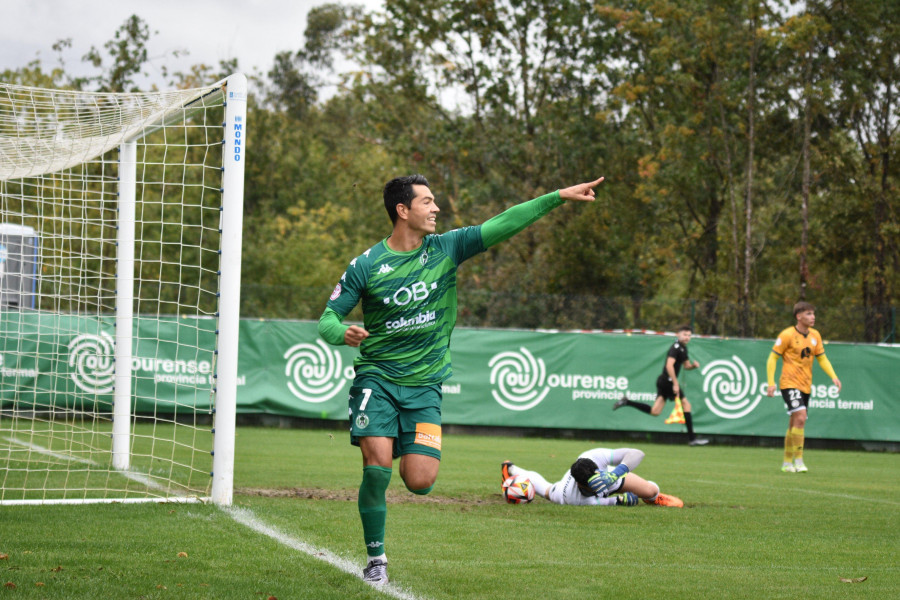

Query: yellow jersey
left=771, top=326, right=825, bottom=394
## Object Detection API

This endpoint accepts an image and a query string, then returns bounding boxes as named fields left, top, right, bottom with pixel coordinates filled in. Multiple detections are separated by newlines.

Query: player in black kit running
left=613, top=325, right=709, bottom=445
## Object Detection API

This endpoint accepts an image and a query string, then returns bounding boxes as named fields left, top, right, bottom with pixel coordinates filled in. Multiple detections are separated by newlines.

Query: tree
left=81, top=15, right=154, bottom=92
left=823, top=0, right=899, bottom=341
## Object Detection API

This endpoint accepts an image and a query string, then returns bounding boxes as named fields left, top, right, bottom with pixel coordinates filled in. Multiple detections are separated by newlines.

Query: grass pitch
left=1, top=425, right=897, bottom=599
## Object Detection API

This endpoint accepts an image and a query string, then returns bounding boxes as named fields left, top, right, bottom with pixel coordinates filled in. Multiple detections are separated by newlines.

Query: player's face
left=677, top=330, right=692, bottom=345
left=797, top=309, right=815, bottom=329
left=405, top=184, right=439, bottom=234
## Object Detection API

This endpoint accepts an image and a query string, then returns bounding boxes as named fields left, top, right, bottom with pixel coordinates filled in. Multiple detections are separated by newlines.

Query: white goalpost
left=0, top=75, right=247, bottom=505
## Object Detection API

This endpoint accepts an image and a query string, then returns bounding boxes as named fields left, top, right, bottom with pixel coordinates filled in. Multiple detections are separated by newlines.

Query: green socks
left=359, top=466, right=392, bottom=558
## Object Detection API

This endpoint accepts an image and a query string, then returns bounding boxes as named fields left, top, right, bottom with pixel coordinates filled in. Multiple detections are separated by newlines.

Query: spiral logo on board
left=488, top=347, right=549, bottom=411
left=702, top=355, right=762, bottom=419
left=68, top=332, right=115, bottom=394
left=283, top=340, right=345, bottom=403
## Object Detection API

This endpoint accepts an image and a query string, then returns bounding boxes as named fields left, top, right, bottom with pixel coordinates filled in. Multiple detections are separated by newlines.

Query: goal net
left=0, top=75, right=247, bottom=505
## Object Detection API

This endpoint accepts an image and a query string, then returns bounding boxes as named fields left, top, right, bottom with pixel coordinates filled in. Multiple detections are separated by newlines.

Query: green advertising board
left=2, top=313, right=897, bottom=443
left=236, top=321, right=898, bottom=442
left=0, top=312, right=218, bottom=414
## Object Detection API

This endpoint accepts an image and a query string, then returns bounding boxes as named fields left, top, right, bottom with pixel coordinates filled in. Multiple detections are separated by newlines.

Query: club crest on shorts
left=355, top=413, right=370, bottom=429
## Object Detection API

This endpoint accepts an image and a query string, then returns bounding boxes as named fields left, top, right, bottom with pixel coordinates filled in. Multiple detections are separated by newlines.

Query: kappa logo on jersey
left=701, top=356, right=763, bottom=419
left=377, top=263, right=394, bottom=275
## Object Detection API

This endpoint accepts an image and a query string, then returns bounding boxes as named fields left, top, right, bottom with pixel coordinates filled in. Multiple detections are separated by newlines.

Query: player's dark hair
left=383, top=174, right=429, bottom=224
left=677, top=324, right=692, bottom=333
left=793, top=301, right=815, bottom=318
left=570, top=458, right=599, bottom=490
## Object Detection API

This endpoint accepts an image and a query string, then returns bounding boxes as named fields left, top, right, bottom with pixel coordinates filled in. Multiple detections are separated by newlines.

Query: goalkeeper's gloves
left=587, top=464, right=630, bottom=496
left=614, top=492, right=639, bottom=506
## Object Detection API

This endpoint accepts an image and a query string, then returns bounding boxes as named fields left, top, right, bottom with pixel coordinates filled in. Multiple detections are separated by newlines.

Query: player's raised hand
left=559, top=177, right=605, bottom=202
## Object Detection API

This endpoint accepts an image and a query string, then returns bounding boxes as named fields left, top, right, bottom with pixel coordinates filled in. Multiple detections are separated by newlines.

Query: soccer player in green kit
left=318, top=174, right=604, bottom=585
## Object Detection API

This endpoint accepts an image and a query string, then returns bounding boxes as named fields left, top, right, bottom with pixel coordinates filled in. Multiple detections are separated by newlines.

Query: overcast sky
left=2, top=0, right=383, bottom=89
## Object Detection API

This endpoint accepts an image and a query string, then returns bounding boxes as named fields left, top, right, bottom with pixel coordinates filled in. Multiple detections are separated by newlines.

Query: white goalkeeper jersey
left=546, top=448, right=640, bottom=506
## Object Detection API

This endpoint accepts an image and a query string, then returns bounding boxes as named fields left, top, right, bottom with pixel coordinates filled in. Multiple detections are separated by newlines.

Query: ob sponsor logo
left=284, top=340, right=352, bottom=403
left=488, top=347, right=549, bottom=411
left=382, top=280, right=437, bottom=307
left=68, top=333, right=115, bottom=394
left=701, top=356, right=762, bottom=419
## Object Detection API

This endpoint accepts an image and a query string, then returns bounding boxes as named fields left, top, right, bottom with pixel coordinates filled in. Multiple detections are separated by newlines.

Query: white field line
left=224, top=506, right=430, bottom=600
left=0, top=496, right=204, bottom=506
left=2, top=435, right=183, bottom=496
left=4, top=435, right=427, bottom=596
left=690, top=477, right=900, bottom=506
left=4, top=435, right=97, bottom=465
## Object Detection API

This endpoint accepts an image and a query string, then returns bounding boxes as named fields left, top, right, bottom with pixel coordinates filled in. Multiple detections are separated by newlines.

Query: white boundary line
left=691, top=477, right=900, bottom=506
left=4, top=435, right=428, bottom=597
left=0, top=435, right=205, bottom=505
left=223, top=506, right=430, bottom=600
left=4, top=435, right=97, bottom=465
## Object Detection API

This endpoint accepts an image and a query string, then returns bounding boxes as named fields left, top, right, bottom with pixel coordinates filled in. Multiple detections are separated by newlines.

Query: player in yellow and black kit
left=766, top=301, right=841, bottom=473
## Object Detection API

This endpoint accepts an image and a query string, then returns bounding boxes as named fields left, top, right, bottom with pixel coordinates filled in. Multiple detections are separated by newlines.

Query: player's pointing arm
left=480, top=177, right=605, bottom=249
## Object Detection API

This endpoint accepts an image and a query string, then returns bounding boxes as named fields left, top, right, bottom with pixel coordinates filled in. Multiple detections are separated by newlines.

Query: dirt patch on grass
left=236, top=486, right=496, bottom=505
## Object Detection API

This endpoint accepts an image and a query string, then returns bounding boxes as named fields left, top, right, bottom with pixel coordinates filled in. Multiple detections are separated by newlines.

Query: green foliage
left=2, top=1, right=897, bottom=341
left=0, top=60, right=68, bottom=89
left=80, top=15, right=153, bottom=92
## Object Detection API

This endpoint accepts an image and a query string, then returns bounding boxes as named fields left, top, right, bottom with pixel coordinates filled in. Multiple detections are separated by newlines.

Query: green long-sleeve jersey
left=319, top=190, right=564, bottom=386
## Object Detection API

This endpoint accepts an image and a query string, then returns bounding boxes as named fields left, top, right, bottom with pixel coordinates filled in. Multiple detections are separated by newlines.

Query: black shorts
left=656, top=374, right=684, bottom=401
left=780, top=388, right=810, bottom=415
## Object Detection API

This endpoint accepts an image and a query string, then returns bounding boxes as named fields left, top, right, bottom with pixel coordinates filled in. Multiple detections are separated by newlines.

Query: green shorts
left=349, top=375, right=443, bottom=460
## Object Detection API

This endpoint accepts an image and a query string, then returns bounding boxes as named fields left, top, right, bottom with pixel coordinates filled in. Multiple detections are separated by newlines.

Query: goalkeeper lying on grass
left=501, top=447, right=683, bottom=507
